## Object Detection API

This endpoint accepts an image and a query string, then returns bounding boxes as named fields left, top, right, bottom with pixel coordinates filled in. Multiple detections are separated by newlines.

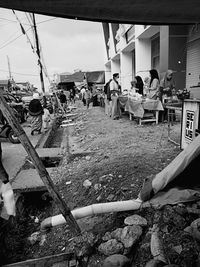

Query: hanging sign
left=185, top=110, right=195, bottom=141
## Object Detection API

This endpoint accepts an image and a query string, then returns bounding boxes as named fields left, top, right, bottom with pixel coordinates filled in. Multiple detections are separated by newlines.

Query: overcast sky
left=0, top=8, right=106, bottom=91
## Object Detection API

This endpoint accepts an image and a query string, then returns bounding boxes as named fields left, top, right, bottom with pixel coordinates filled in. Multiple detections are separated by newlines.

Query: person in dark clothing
left=59, top=90, right=67, bottom=111
left=28, top=93, right=43, bottom=135
left=104, top=79, right=112, bottom=115
left=69, top=89, right=75, bottom=104
left=135, top=76, right=144, bottom=95
left=92, top=84, right=99, bottom=107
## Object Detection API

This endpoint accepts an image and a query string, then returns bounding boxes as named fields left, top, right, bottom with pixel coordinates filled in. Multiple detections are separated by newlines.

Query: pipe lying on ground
left=40, top=199, right=142, bottom=231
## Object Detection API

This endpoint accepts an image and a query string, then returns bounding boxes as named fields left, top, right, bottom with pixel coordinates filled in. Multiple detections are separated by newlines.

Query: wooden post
left=0, top=91, right=81, bottom=235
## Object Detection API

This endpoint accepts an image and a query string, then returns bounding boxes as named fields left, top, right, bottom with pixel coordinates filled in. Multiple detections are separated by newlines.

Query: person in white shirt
left=109, top=73, right=121, bottom=119
left=42, top=105, right=52, bottom=131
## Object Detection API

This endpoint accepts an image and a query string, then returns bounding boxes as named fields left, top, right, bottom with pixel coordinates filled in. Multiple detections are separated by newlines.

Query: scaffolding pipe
left=40, top=199, right=142, bottom=231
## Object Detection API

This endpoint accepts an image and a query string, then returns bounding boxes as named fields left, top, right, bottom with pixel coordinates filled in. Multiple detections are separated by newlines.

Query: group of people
left=104, top=69, right=178, bottom=121
left=80, top=83, right=101, bottom=109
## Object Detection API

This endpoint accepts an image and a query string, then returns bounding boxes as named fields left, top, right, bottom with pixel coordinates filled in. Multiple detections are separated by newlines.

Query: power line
left=0, top=33, right=24, bottom=49
left=0, top=68, right=40, bottom=77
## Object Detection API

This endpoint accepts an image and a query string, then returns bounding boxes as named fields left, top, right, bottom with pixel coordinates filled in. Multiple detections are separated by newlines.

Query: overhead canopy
left=0, top=0, right=200, bottom=25
left=60, top=71, right=105, bottom=84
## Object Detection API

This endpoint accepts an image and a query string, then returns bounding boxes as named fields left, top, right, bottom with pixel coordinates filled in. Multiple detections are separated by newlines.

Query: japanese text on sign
left=185, top=110, right=195, bottom=141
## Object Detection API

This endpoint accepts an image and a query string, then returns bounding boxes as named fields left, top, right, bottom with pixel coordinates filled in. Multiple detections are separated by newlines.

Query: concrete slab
left=12, top=167, right=55, bottom=192
left=1, top=126, right=42, bottom=181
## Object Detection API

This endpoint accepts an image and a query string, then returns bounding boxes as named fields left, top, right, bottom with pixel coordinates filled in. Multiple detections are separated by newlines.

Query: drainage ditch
left=0, top=117, right=68, bottom=265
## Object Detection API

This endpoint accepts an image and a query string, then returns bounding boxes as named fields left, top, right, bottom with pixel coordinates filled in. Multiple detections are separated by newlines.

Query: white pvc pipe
left=41, top=199, right=142, bottom=231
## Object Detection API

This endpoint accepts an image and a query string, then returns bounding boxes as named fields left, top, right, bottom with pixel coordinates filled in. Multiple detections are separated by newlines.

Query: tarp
left=86, top=71, right=105, bottom=84
left=140, top=134, right=200, bottom=207
left=0, top=0, right=200, bottom=25
left=60, top=71, right=105, bottom=84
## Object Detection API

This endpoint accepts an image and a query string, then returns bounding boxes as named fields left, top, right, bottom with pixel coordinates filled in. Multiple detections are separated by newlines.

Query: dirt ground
left=1, top=101, right=199, bottom=266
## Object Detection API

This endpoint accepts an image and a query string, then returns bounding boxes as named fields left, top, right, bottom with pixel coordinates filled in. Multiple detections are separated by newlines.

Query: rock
left=173, top=245, right=182, bottom=254
left=102, top=231, right=112, bottom=241
left=98, top=239, right=124, bottom=256
left=66, top=232, right=97, bottom=257
left=96, top=195, right=102, bottom=202
left=124, top=214, right=147, bottom=227
left=99, top=175, right=111, bottom=183
left=86, top=156, right=91, bottom=161
left=102, top=254, right=131, bottom=267
left=120, top=225, right=143, bottom=249
left=145, top=259, right=165, bottom=267
left=107, top=194, right=115, bottom=201
left=111, top=228, right=123, bottom=241
left=94, top=183, right=101, bottom=191
left=28, top=231, right=41, bottom=245
left=83, top=179, right=92, bottom=188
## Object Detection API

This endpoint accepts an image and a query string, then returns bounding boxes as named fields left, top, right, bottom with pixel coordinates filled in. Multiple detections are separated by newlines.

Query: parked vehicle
left=0, top=123, right=20, bottom=144
left=3, top=92, right=28, bottom=123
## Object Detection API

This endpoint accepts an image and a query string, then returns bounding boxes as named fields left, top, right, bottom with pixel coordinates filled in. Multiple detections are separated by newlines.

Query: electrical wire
left=0, top=33, right=24, bottom=49
left=0, top=68, right=39, bottom=76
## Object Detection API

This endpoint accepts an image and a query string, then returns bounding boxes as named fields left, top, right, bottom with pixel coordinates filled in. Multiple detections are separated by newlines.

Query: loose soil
left=1, top=102, right=199, bottom=267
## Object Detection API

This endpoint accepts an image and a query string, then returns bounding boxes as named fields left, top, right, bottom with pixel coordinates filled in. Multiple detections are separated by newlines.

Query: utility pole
left=32, top=13, right=45, bottom=93
left=7, top=55, right=13, bottom=92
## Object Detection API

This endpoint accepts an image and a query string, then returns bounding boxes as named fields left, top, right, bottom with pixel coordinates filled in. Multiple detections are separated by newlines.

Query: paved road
left=1, top=125, right=41, bottom=182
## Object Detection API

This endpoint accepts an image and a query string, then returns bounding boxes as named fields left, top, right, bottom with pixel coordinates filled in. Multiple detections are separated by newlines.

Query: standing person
left=83, top=88, right=92, bottom=109
left=160, top=69, right=176, bottom=121
left=92, top=83, right=99, bottom=107
left=59, top=90, right=67, bottom=112
left=51, top=92, right=58, bottom=115
left=159, top=69, right=175, bottom=104
left=28, top=93, right=43, bottom=135
left=0, top=142, right=15, bottom=218
left=110, top=73, right=121, bottom=120
left=80, top=86, right=86, bottom=106
left=148, top=69, right=160, bottom=99
left=135, top=76, right=144, bottom=95
left=69, top=89, right=75, bottom=105
left=104, top=79, right=112, bottom=115
left=42, top=104, right=53, bottom=131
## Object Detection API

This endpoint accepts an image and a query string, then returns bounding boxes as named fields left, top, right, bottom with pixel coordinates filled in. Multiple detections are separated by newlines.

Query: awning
left=0, top=1, right=199, bottom=25
left=60, top=71, right=105, bottom=84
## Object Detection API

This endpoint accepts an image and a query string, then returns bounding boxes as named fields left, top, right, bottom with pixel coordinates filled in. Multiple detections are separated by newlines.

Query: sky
left=0, top=8, right=106, bottom=91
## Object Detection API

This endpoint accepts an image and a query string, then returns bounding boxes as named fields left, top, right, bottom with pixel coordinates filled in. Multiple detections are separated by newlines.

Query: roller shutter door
left=186, top=39, right=200, bottom=89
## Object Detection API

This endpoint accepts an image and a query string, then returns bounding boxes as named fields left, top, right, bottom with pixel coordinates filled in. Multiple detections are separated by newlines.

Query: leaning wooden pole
left=0, top=91, right=81, bottom=235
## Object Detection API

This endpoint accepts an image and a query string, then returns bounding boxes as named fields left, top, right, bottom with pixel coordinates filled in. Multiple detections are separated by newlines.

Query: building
left=0, top=80, right=10, bottom=91
left=103, top=23, right=200, bottom=95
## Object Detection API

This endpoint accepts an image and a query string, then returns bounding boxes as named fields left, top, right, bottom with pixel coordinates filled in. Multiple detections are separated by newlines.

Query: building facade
left=103, top=23, right=200, bottom=94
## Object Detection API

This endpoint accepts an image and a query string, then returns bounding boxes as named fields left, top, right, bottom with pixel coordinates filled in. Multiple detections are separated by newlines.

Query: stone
left=99, top=175, right=110, bottom=183
left=107, top=194, right=115, bottom=201
left=83, top=179, right=92, bottom=188
left=124, top=214, right=147, bottom=227
left=28, top=231, right=41, bottom=245
left=102, top=231, right=112, bottom=241
left=98, top=239, right=124, bottom=256
left=66, top=232, right=97, bottom=257
left=94, top=183, right=101, bottom=191
left=120, top=225, right=143, bottom=249
left=173, top=245, right=182, bottom=254
left=102, top=254, right=131, bottom=267
left=86, top=156, right=91, bottom=161
left=111, top=228, right=123, bottom=241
